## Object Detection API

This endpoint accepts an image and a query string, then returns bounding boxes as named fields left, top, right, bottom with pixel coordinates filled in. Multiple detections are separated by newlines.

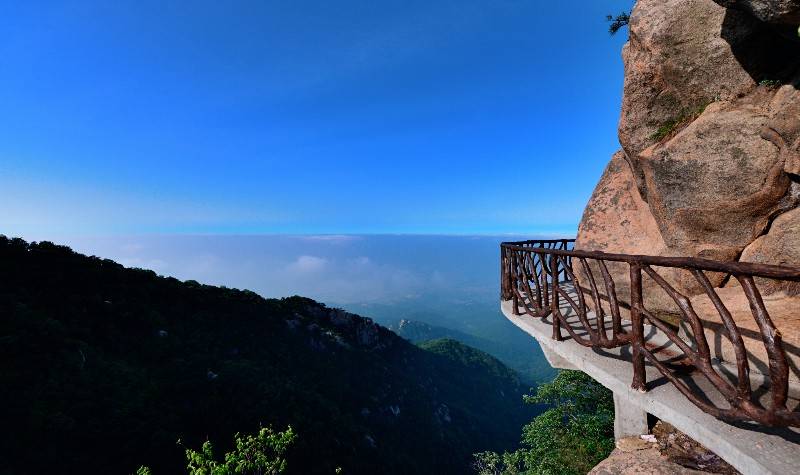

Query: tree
left=473, top=371, right=614, bottom=475
left=606, top=12, right=630, bottom=36
left=183, top=426, right=297, bottom=475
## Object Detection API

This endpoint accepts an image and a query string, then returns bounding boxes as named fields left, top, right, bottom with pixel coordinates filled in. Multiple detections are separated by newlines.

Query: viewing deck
left=500, top=239, right=800, bottom=474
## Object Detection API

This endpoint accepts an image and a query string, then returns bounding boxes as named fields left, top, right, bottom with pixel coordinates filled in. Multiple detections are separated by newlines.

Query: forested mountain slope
left=0, top=236, right=536, bottom=474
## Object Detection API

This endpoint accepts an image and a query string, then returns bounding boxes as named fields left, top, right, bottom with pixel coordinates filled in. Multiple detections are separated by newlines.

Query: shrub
left=473, top=371, right=614, bottom=475
left=650, top=102, right=711, bottom=143
left=184, top=426, right=296, bottom=475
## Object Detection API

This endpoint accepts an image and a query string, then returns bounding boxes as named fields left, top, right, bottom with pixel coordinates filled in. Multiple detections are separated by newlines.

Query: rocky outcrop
left=618, top=0, right=758, bottom=167
left=576, top=0, right=800, bottom=307
left=712, top=0, right=800, bottom=23
left=577, top=152, right=665, bottom=257
left=589, top=423, right=739, bottom=474
left=589, top=443, right=706, bottom=475
left=576, top=151, right=668, bottom=309
left=638, top=99, right=793, bottom=258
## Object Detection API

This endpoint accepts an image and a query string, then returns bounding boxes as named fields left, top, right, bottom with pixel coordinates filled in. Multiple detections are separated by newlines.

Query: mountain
left=0, top=236, right=538, bottom=475
left=388, top=318, right=556, bottom=384
left=389, top=319, right=491, bottom=348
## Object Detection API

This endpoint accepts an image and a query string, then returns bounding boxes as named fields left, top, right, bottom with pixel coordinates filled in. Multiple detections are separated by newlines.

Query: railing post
left=500, top=246, right=507, bottom=301
left=550, top=253, right=562, bottom=341
left=629, top=262, right=646, bottom=392
left=510, top=250, right=520, bottom=315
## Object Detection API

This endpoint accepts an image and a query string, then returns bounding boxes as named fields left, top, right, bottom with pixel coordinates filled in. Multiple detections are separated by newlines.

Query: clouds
left=54, top=234, right=505, bottom=306
left=287, top=255, right=328, bottom=273
left=296, top=235, right=361, bottom=244
left=281, top=253, right=422, bottom=303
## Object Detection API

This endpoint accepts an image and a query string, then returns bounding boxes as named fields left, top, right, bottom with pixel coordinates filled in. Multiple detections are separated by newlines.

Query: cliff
left=577, top=0, right=800, bottom=311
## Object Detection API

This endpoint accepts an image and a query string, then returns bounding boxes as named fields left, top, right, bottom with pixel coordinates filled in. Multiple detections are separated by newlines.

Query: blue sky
left=1, top=0, right=630, bottom=237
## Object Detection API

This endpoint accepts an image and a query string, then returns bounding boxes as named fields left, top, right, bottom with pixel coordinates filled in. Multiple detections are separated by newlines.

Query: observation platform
left=500, top=239, right=800, bottom=474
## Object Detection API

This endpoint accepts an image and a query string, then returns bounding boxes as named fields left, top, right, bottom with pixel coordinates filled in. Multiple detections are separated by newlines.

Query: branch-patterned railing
left=501, top=239, right=800, bottom=428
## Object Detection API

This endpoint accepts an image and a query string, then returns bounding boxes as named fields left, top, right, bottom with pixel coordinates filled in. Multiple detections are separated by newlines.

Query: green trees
left=474, top=371, right=614, bottom=475
left=0, top=235, right=534, bottom=474
left=184, top=426, right=296, bottom=475
left=136, top=426, right=296, bottom=475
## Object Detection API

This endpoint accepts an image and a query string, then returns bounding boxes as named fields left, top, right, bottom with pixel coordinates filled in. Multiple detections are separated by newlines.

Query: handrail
left=500, top=239, right=800, bottom=428
left=502, top=241, right=800, bottom=281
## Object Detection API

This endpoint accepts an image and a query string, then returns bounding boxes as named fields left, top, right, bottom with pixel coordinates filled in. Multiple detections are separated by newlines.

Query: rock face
left=618, top=0, right=757, bottom=167
left=577, top=152, right=665, bottom=258
left=576, top=0, right=800, bottom=308
left=575, top=151, right=667, bottom=309
left=589, top=423, right=739, bottom=474
left=638, top=100, right=792, bottom=258
left=739, top=206, right=800, bottom=293
left=713, top=0, right=800, bottom=23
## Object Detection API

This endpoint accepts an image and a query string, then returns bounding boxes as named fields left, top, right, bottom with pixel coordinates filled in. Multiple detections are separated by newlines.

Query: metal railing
left=501, top=239, right=800, bottom=428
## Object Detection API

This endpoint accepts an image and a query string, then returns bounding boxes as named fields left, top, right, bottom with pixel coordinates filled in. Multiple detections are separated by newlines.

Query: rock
left=589, top=446, right=705, bottom=474
left=578, top=0, right=800, bottom=310
left=619, top=0, right=758, bottom=167
left=691, top=286, right=800, bottom=381
left=712, top=0, right=800, bottom=23
left=591, top=425, right=739, bottom=474
left=763, top=82, right=800, bottom=176
left=651, top=421, right=739, bottom=474
left=638, top=101, right=790, bottom=256
left=615, top=436, right=654, bottom=452
left=575, top=151, right=680, bottom=312
left=739, top=206, right=800, bottom=293
left=577, top=152, right=665, bottom=258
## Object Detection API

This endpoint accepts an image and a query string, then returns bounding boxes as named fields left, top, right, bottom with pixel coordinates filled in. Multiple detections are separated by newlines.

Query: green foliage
left=650, top=102, right=711, bottom=142
left=759, top=79, right=782, bottom=88
left=606, top=12, right=630, bottom=36
left=0, top=235, right=535, bottom=475
left=418, top=339, right=521, bottom=383
left=136, top=466, right=154, bottom=475
left=183, top=426, right=296, bottom=475
left=473, top=371, right=614, bottom=475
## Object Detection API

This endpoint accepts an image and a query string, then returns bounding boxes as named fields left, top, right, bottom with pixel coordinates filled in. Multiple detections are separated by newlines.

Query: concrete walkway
left=501, top=286, right=800, bottom=475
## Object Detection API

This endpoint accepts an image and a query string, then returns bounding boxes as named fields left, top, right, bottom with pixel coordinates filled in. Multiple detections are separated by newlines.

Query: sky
left=1, top=0, right=631, bottom=237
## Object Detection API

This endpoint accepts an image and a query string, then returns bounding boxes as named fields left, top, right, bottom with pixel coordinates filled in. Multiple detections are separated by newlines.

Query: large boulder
left=619, top=0, right=758, bottom=167
left=638, top=99, right=792, bottom=259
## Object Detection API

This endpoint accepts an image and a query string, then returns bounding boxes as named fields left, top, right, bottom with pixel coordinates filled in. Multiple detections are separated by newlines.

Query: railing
left=501, top=239, right=800, bottom=428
